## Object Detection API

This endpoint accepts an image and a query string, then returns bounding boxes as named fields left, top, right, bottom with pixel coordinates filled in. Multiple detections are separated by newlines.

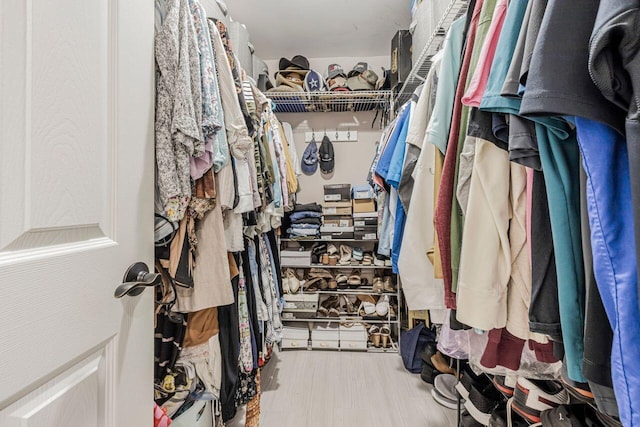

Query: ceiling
left=225, top=0, right=412, bottom=60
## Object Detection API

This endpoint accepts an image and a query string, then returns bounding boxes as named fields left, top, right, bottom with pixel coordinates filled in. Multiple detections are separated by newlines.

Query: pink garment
left=461, top=0, right=509, bottom=107
left=154, top=403, right=172, bottom=427
left=526, top=167, right=533, bottom=264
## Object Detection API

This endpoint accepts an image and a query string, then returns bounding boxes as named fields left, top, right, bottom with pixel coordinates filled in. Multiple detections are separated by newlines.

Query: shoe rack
left=279, top=238, right=401, bottom=353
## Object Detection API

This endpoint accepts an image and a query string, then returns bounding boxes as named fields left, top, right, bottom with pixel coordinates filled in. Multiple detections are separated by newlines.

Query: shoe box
left=322, top=201, right=352, bottom=216
left=311, top=323, right=340, bottom=350
left=353, top=212, right=378, bottom=227
left=352, top=198, right=376, bottom=213
left=339, top=323, right=368, bottom=350
left=281, top=324, right=310, bottom=349
left=352, top=184, right=373, bottom=200
left=355, top=225, right=377, bottom=240
left=282, top=293, right=319, bottom=319
left=320, top=225, right=354, bottom=240
left=323, top=215, right=353, bottom=228
left=323, top=184, right=351, bottom=202
left=281, top=249, right=311, bottom=267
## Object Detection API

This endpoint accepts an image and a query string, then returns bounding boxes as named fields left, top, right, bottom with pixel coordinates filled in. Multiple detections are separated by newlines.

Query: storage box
left=311, top=323, right=340, bottom=341
left=323, top=184, right=351, bottom=202
left=282, top=338, right=309, bottom=349
left=322, top=201, right=352, bottom=216
left=353, top=217, right=378, bottom=227
left=228, top=21, right=253, bottom=78
left=282, top=293, right=319, bottom=318
left=352, top=199, right=376, bottom=213
left=355, top=230, right=378, bottom=241
left=311, top=339, right=340, bottom=350
left=354, top=225, right=377, bottom=233
left=281, top=250, right=311, bottom=267
left=390, top=30, right=412, bottom=89
left=323, top=215, right=354, bottom=228
left=339, top=323, right=368, bottom=350
left=352, top=184, right=374, bottom=200
left=283, top=324, right=310, bottom=340
left=320, top=231, right=355, bottom=240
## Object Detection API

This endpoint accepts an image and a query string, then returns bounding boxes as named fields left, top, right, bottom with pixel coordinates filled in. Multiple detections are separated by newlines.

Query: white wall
left=280, top=111, right=384, bottom=204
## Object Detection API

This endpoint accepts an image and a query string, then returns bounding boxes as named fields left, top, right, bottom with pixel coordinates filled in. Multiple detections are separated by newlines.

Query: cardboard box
left=355, top=230, right=378, bottom=240
left=320, top=231, right=355, bottom=240
left=352, top=184, right=373, bottom=200
left=323, top=201, right=352, bottom=216
left=354, top=217, right=378, bottom=227
left=354, top=225, right=377, bottom=233
left=352, top=199, right=376, bottom=213
left=323, top=184, right=351, bottom=202
left=323, top=215, right=354, bottom=228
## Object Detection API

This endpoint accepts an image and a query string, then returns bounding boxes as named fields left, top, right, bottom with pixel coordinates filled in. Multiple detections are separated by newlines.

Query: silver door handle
left=114, top=262, right=160, bottom=298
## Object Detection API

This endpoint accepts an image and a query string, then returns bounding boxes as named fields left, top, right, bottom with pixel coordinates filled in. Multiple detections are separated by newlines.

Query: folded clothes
left=287, top=228, right=320, bottom=237
left=293, top=203, right=323, bottom=213
left=291, top=217, right=322, bottom=226
left=288, top=223, right=321, bottom=230
left=289, top=211, right=323, bottom=221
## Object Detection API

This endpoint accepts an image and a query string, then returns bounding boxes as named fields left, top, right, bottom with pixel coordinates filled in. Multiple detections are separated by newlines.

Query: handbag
left=400, top=322, right=436, bottom=373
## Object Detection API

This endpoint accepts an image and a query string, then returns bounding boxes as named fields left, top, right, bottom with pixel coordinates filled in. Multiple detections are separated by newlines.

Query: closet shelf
left=281, top=264, right=393, bottom=270
left=395, top=0, right=469, bottom=104
left=266, top=90, right=392, bottom=113
left=281, top=317, right=400, bottom=324
left=281, top=238, right=376, bottom=243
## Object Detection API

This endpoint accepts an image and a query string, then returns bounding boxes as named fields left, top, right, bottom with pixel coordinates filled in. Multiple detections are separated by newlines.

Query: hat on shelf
left=348, top=62, right=369, bottom=78
left=326, top=64, right=347, bottom=80
left=301, top=137, right=319, bottom=175
left=268, top=68, right=309, bottom=92
left=319, top=135, right=335, bottom=173
left=279, top=55, right=310, bottom=71
left=304, top=69, right=327, bottom=92
left=347, top=69, right=379, bottom=91
left=328, top=76, right=350, bottom=92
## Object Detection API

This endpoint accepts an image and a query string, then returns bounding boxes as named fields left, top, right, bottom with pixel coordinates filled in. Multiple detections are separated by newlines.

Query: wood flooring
left=259, top=349, right=457, bottom=427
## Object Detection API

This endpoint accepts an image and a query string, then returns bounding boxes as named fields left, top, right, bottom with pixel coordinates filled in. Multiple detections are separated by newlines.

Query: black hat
left=279, top=55, right=310, bottom=71
left=319, top=136, right=334, bottom=173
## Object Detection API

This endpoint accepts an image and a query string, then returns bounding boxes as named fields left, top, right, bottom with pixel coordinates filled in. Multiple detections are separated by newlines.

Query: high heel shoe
left=284, top=268, right=300, bottom=293
left=380, top=324, right=391, bottom=348
left=369, top=325, right=381, bottom=348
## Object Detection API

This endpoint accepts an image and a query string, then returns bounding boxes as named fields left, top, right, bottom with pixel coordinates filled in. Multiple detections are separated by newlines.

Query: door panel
left=0, top=0, right=154, bottom=425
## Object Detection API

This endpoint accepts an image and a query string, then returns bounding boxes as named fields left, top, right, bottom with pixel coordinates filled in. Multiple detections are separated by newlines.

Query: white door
left=0, top=0, right=154, bottom=426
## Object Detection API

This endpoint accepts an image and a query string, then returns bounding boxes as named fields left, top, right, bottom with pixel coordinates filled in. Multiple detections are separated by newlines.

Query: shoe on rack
left=434, top=374, right=459, bottom=402
left=373, top=253, right=387, bottom=266
left=382, top=275, right=396, bottom=292
left=327, top=244, right=338, bottom=255
left=342, top=295, right=357, bottom=314
left=375, top=294, right=390, bottom=317
left=560, top=375, right=595, bottom=405
left=430, top=351, right=455, bottom=376
left=282, top=271, right=290, bottom=294
left=336, top=273, right=349, bottom=289
left=464, top=382, right=502, bottom=426
left=362, top=253, right=373, bottom=265
left=461, top=410, right=485, bottom=427
left=352, top=247, right=363, bottom=262
left=380, top=324, right=391, bottom=348
left=328, top=254, right=339, bottom=265
left=347, top=270, right=362, bottom=288
left=357, top=294, right=377, bottom=317
left=304, top=277, right=326, bottom=292
left=455, top=364, right=490, bottom=401
left=489, top=405, right=527, bottom=427
left=493, top=374, right=517, bottom=398
left=284, top=268, right=300, bottom=293
left=420, top=363, right=439, bottom=384
left=369, top=325, right=381, bottom=347
left=539, top=404, right=588, bottom=427
left=338, top=245, right=352, bottom=265
left=372, top=277, right=384, bottom=293
left=512, top=378, right=570, bottom=424
left=431, top=387, right=460, bottom=410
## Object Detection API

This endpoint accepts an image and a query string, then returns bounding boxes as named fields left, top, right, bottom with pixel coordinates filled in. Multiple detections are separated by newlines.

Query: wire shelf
left=266, top=90, right=392, bottom=113
left=395, top=0, right=469, bottom=105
